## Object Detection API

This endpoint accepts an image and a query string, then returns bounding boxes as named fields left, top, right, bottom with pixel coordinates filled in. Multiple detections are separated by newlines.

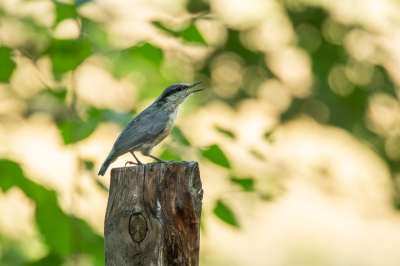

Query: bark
left=104, top=161, right=203, bottom=266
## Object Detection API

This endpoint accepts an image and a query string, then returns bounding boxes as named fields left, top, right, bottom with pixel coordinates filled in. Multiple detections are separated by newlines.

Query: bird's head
left=156, top=82, right=204, bottom=106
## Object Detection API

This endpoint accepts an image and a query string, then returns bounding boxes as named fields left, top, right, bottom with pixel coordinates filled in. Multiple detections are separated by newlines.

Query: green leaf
left=45, top=40, right=91, bottom=75
left=34, top=190, right=72, bottom=257
left=81, top=18, right=109, bottom=52
left=231, top=177, right=254, bottom=191
left=126, top=43, right=163, bottom=66
left=58, top=118, right=98, bottom=145
left=152, top=21, right=205, bottom=44
left=83, top=160, right=94, bottom=170
left=58, top=121, right=73, bottom=145
left=259, top=193, right=273, bottom=201
left=213, top=200, right=239, bottom=227
left=70, top=217, right=105, bottom=265
left=0, top=46, right=16, bottom=82
left=0, top=237, right=30, bottom=266
left=202, top=144, right=230, bottom=168
left=225, top=29, right=259, bottom=65
left=264, top=132, right=272, bottom=140
left=55, top=2, right=77, bottom=24
left=0, top=160, right=72, bottom=257
left=34, top=87, right=67, bottom=104
left=87, top=107, right=134, bottom=126
left=57, top=107, right=136, bottom=145
left=0, top=160, right=105, bottom=264
left=112, top=43, right=163, bottom=78
left=152, top=22, right=179, bottom=37
left=94, top=179, right=109, bottom=192
left=159, top=148, right=181, bottom=162
left=187, top=0, right=210, bottom=13
left=50, top=88, right=68, bottom=101
left=26, top=88, right=70, bottom=124
left=0, top=159, right=24, bottom=192
left=171, top=126, right=190, bottom=145
left=250, top=149, right=265, bottom=160
left=215, top=126, right=235, bottom=139
left=25, top=253, right=63, bottom=266
left=181, top=24, right=206, bottom=44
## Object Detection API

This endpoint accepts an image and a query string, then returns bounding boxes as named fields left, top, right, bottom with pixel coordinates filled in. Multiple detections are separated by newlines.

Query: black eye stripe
left=161, top=87, right=183, bottom=99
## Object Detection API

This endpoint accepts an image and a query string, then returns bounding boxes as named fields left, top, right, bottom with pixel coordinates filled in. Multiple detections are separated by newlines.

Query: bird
left=98, top=82, right=204, bottom=176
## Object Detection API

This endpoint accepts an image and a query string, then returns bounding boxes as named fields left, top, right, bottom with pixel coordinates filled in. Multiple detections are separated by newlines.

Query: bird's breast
left=153, top=111, right=177, bottom=145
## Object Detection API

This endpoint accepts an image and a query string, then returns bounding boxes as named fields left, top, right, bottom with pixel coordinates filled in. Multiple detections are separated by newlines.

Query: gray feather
left=98, top=107, right=169, bottom=176
left=111, top=107, right=169, bottom=157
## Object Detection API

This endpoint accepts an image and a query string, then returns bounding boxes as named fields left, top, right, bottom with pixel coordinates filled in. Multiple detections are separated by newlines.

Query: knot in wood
left=129, top=213, right=147, bottom=243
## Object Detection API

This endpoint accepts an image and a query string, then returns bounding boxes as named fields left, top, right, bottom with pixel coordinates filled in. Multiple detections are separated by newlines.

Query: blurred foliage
left=215, top=126, right=235, bottom=139
left=1, top=0, right=400, bottom=264
left=202, top=145, right=231, bottom=168
left=231, top=177, right=254, bottom=192
left=170, top=126, right=191, bottom=146
left=45, top=39, right=91, bottom=75
left=159, top=148, right=182, bottom=162
left=213, top=200, right=239, bottom=228
left=0, top=160, right=104, bottom=265
left=0, top=46, right=16, bottom=82
left=55, top=2, right=78, bottom=25
left=112, top=43, right=163, bottom=79
left=152, top=21, right=206, bottom=44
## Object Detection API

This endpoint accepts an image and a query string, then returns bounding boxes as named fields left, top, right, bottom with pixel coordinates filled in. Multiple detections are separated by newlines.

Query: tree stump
left=104, top=161, right=203, bottom=266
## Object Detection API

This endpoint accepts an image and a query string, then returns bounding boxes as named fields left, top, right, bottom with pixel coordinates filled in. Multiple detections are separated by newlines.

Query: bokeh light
left=1, top=0, right=400, bottom=265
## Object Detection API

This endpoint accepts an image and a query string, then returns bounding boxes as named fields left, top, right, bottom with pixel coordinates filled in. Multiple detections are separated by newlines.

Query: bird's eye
left=176, top=87, right=182, bottom=91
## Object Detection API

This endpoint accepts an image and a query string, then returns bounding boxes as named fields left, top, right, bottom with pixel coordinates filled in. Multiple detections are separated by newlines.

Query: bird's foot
left=146, top=154, right=174, bottom=163
left=155, top=159, right=175, bottom=163
left=125, top=161, right=138, bottom=166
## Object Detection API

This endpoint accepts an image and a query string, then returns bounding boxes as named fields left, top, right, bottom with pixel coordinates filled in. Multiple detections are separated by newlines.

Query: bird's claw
left=125, top=161, right=138, bottom=166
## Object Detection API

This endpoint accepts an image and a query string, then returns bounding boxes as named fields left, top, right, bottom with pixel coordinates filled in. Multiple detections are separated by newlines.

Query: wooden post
left=104, top=161, right=203, bottom=266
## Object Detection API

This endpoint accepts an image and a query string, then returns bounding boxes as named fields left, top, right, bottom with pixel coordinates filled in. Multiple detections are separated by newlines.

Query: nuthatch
left=98, top=82, right=204, bottom=176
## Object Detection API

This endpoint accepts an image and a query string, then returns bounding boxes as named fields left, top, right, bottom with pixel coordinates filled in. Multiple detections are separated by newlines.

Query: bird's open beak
left=187, top=81, right=205, bottom=94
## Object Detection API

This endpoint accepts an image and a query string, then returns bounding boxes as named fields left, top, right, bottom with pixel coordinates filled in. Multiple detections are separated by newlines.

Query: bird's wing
left=112, top=108, right=169, bottom=157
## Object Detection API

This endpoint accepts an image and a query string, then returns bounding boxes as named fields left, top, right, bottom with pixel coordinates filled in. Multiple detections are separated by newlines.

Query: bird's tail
left=98, top=156, right=114, bottom=176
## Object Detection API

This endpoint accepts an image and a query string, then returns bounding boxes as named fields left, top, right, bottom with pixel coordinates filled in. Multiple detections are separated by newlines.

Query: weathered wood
left=104, top=161, right=203, bottom=266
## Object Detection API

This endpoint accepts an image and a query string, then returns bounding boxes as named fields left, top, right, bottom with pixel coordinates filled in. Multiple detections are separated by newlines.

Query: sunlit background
left=1, top=0, right=400, bottom=265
